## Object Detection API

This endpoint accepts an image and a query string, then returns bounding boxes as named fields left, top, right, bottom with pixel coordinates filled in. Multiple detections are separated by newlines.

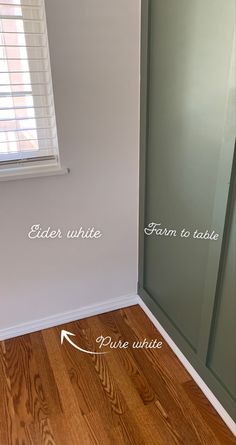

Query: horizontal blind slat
left=0, top=113, right=53, bottom=122
left=0, top=83, right=51, bottom=92
left=0, top=135, right=56, bottom=142
left=0, top=1, right=42, bottom=6
left=0, top=128, right=55, bottom=141
left=0, top=71, right=49, bottom=83
left=0, top=156, right=57, bottom=169
left=1, top=20, right=45, bottom=35
left=0, top=34, right=46, bottom=46
left=0, top=96, right=53, bottom=108
left=0, top=83, right=48, bottom=88
left=0, top=47, right=47, bottom=57
left=0, top=8, right=44, bottom=20
left=0, top=106, right=53, bottom=120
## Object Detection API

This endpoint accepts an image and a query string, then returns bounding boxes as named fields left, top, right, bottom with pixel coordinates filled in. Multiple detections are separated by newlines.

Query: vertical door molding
left=138, top=0, right=150, bottom=290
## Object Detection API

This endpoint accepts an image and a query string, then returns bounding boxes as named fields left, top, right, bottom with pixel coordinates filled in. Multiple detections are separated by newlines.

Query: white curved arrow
left=61, top=330, right=108, bottom=355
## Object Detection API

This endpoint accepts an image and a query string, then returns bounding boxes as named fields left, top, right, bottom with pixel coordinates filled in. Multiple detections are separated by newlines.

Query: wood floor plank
left=3, top=335, right=49, bottom=424
left=106, top=408, right=147, bottom=445
left=49, top=414, right=81, bottom=445
left=183, top=380, right=236, bottom=445
left=133, top=403, right=181, bottom=445
left=0, top=306, right=235, bottom=444
left=42, top=328, right=94, bottom=445
left=96, top=311, right=157, bottom=405
left=0, top=350, right=16, bottom=445
left=71, top=318, right=149, bottom=443
left=55, top=320, right=122, bottom=428
left=123, top=305, right=192, bottom=384
left=86, top=314, right=147, bottom=411
left=123, top=307, right=236, bottom=444
left=111, top=308, right=220, bottom=445
left=83, top=410, right=112, bottom=445
left=30, top=331, right=63, bottom=416
left=27, top=417, right=58, bottom=445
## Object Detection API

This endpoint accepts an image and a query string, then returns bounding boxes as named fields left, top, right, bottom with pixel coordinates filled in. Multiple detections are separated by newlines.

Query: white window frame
left=0, top=0, right=68, bottom=180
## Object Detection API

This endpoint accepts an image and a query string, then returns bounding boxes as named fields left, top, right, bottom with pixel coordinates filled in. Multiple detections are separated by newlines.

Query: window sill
left=0, top=165, right=70, bottom=182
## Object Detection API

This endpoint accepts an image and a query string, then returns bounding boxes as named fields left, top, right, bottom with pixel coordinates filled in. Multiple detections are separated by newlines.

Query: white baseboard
left=0, top=293, right=138, bottom=342
left=0, top=293, right=235, bottom=436
left=137, top=296, right=236, bottom=437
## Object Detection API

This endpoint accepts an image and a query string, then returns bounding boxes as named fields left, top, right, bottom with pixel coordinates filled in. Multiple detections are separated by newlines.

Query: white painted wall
left=0, top=0, right=140, bottom=330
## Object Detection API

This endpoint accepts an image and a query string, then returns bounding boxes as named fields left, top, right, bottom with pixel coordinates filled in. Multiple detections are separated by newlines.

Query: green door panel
left=143, top=0, right=235, bottom=350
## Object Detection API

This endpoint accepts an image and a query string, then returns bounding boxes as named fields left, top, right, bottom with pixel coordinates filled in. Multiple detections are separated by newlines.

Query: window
left=0, top=0, right=60, bottom=176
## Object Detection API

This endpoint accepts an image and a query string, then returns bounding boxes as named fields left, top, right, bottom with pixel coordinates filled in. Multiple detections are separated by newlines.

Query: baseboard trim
left=137, top=296, right=236, bottom=437
left=0, top=294, right=138, bottom=342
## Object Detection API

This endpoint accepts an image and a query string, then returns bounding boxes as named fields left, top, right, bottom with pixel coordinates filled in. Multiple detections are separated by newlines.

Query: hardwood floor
left=0, top=305, right=235, bottom=444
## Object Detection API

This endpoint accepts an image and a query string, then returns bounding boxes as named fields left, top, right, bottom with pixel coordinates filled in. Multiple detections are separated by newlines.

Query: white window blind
left=0, top=0, right=59, bottom=171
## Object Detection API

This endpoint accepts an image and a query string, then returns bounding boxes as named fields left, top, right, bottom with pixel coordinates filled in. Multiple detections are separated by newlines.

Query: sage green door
left=139, top=0, right=236, bottom=418
left=207, top=159, right=236, bottom=401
